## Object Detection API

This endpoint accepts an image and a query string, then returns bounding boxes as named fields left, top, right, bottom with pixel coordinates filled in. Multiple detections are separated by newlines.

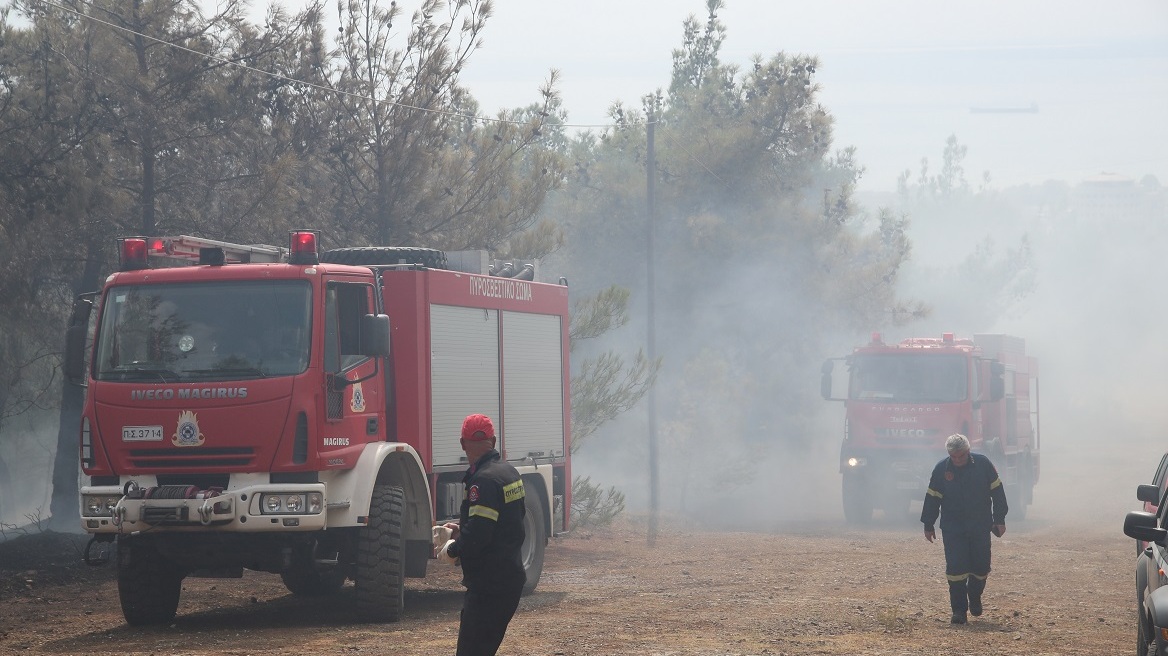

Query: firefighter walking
left=921, top=433, right=1008, bottom=624
left=435, top=414, right=527, bottom=655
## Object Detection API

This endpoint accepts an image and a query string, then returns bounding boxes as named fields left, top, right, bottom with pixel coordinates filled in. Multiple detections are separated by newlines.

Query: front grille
left=128, top=447, right=254, bottom=469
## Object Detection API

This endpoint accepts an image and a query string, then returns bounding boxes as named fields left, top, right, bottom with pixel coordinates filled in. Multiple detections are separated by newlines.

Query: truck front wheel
left=842, top=474, right=873, bottom=525
left=521, top=490, right=547, bottom=595
left=117, top=537, right=184, bottom=626
left=354, top=485, right=406, bottom=622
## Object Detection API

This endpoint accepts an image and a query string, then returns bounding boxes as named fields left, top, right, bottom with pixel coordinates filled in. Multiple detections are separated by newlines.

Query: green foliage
left=570, top=475, right=626, bottom=529
left=568, top=285, right=659, bottom=452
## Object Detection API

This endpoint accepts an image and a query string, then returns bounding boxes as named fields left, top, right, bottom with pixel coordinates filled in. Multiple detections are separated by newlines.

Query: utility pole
left=646, top=120, right=659, bottom=546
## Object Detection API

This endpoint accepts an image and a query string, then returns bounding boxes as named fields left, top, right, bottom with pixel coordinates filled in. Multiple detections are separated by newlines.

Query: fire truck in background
left=820, top=333, right=1039, bottom=524
left=65, top=232, right=571, bottom=625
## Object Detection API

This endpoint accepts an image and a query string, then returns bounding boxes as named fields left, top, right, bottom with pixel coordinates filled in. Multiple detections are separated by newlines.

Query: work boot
left=948, top=580, right=969, bottom=618
left=969, top=595, right=982, bottom=617
left=968, top=575, right=986, bottom=616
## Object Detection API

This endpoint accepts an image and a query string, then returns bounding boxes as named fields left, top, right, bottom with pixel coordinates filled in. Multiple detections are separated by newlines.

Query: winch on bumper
left=80, top=480, right=327, bottom=533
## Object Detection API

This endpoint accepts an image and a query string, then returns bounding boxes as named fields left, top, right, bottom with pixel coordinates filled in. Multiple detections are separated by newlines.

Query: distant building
left=1072, top=172, right=1161, bottom=224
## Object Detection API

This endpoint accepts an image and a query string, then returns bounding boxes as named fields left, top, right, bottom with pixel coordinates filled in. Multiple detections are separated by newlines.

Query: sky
left=239, top=0, right=1168, bottom=191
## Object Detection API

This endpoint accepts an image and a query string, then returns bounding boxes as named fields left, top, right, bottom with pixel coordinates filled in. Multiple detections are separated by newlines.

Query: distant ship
left=970, top=103, right=1039, bottom=114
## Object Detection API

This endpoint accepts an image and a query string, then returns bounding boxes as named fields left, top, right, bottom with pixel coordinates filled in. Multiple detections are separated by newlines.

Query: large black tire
left=520, top=490, right=547, bottom=596
left=354, top=485, right=406, bottom=622
left=1007, top=467, right=1030, bottom=522
left=1138, top=605, right=1153, bottom=656
left=321, top=247, right=448, bottom=270
left=841, top=474, right=873, bottom=525
left=117, top=537, right=184, bottom=626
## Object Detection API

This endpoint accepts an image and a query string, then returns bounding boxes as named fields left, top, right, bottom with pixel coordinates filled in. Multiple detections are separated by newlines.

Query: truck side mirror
left=359, top=314, right=391, bottom=357
left=990, top=361, right=1005, bottom=401
left=64, top=324, right=88, bottom=384
left=1138, top=484, right=1162, bottom=504
left=1124, top=510, right=1167, bottom=544
left=63, top=294, right=96, bottom=385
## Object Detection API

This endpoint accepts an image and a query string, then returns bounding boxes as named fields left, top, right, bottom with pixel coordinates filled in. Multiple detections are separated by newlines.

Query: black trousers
left=456, top=587, right=522, bottom=656
left=942, top=528, right=992, bottom=613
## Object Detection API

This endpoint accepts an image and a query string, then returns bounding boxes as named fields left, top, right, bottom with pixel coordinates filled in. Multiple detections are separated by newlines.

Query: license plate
left=123, top=425, right=163, bottom=442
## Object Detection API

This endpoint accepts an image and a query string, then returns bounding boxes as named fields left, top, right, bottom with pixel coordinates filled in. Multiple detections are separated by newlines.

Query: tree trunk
left=48, top=238, right=105, bottom=531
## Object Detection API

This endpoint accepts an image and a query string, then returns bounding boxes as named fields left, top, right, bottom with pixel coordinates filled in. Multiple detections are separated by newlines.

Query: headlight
left=82, top=495, right=122, bottom=517
left=259, top=492, right=324, bottom=515
left=285, top=495, right=303, bottom=512
left=845, top=457, right=868, bottom=468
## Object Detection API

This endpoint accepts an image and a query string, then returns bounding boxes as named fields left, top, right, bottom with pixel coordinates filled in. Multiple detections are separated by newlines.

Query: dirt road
left=0, top=447, right=1140, bottom=655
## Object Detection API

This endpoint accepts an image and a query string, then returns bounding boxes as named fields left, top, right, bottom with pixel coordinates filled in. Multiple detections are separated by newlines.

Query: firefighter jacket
left=920, top=453, right=1008, bottom=533
left=447, top=449, right=527, bottom=593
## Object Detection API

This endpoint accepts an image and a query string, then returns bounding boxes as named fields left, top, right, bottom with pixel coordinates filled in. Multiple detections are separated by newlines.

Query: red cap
left=461, top=414, right=495, bottom=441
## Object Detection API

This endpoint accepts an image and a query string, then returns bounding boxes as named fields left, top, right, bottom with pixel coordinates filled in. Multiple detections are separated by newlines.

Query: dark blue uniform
left=920, top=452, right=1008, bottom=619
left=446, top=449, right=526, bottom=656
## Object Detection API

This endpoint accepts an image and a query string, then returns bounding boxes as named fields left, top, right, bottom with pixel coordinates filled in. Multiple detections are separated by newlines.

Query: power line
left=38, top=0, right=619, bottom=130
left=36, top=0, right=739, bottom=188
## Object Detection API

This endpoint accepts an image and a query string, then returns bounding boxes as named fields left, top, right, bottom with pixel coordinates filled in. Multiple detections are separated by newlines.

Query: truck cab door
left=323, top=281, right=383, bottom=461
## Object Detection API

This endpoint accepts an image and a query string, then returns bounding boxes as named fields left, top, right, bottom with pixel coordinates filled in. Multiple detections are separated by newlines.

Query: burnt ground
left=0, top=447, right=1142, bottom=655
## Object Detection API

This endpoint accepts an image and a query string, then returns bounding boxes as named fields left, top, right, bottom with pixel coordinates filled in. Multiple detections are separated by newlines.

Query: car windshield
left=848, top=353, right=968, bottom=403
left=93, top=280, right=312, bottom=382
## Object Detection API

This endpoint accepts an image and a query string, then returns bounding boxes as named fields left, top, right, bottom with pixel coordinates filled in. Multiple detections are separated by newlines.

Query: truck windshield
left=849, top=353, right=968, bottom=403
left=93, top=280, right=312, bottom=382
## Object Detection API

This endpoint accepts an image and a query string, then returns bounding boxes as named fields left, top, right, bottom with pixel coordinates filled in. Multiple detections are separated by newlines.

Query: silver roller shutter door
left=430, top=305, right=500, bottom=466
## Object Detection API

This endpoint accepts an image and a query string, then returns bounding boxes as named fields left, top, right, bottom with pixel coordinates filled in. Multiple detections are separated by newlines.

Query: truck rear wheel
left=521, top=490, right=547, bottom=595
left=842, top=474, right=873, bottom=524
left=320, top=247, right=448, bottom=270
left=354, top=485, right=406, bottom=622
left=117, top=537, right=184, bottom=626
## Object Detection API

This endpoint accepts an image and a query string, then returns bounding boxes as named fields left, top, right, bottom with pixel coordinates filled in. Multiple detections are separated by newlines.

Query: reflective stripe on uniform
left=503, top=479, right=525, bottom=504
left=469, top=505, right=500, bottom=521
left=989, top=477, right=1002, bottom=490
left=946, top=572, right=989, bottom=582
left=926, top=487, right=943, bottom=499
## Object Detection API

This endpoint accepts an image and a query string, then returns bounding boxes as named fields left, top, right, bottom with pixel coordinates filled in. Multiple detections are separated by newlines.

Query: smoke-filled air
left=0, top=0, right=1163, bottom=543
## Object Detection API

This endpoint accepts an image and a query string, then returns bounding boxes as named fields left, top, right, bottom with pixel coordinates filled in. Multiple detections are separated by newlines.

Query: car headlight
left=845, top=457, right=868, bottom=468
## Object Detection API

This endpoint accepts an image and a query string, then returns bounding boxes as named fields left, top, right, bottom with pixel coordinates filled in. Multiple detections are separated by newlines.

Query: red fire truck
left=820, top=333, right=1039, bottom=524
left=65, top=232, right=571, bottom=625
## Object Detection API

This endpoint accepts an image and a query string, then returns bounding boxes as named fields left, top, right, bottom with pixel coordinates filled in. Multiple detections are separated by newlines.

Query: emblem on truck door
left=172, top=410, right=206, bottom=447
left=350, top=382, right=366, bottom=412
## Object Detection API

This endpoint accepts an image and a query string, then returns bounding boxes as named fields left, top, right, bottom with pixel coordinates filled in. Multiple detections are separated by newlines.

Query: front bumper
left=80, top=480, right=327, bottom=533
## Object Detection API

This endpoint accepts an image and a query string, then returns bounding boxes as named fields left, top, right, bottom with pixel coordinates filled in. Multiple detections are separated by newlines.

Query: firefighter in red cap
left=435, top=413, right=526, bottom=656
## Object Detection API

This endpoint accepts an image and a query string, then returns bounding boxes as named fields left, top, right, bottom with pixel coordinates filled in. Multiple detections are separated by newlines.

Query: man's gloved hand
left=432, top=524, right=453, bottom=549
left=436, top=539, right=458, bottom=565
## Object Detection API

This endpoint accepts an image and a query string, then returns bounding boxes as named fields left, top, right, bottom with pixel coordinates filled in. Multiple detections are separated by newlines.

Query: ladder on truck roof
left=147, top=235, right=287, bottom=266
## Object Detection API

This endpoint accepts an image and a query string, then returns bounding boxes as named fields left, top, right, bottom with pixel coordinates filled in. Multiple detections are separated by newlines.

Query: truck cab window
left=325, top=283, right=372, bottom=373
